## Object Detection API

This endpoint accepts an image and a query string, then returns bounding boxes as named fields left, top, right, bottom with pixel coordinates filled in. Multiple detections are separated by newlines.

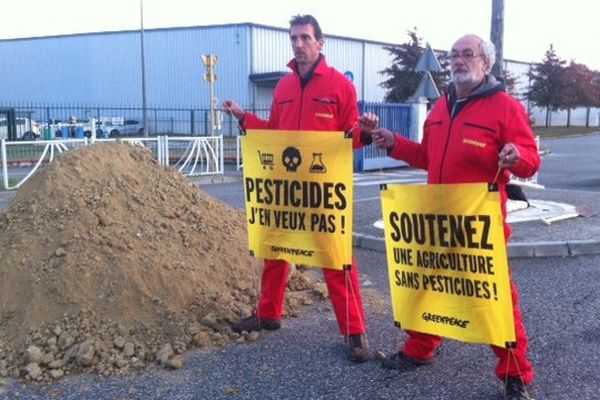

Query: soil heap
left=0, top=142, right=325, bottom=383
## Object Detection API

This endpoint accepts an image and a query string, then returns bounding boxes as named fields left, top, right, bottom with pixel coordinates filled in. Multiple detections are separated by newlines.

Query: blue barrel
left=76, top=127, right=84, bottom=138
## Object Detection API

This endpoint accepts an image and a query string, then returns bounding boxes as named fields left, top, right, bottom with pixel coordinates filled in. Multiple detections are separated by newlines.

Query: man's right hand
left=223, top=100, right=245, bottom=120
left=371, top=128, right=395, bottom=150
left=358, top=112, right=379, bottom=134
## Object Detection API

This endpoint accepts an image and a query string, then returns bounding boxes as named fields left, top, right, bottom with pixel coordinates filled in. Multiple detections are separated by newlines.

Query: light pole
left=201, top=55, right=218, bottom=136
left=490, top=0, right=505, bottom=78
left=140, top=0, right=149, bottom=137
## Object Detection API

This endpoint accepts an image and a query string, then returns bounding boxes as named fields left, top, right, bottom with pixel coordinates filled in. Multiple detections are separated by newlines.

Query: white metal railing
left=1, top=136, right=223, bottom=190
left=1, top=139, right=87, bottom=190
left=236, top=135, right=243, bottom=170
left=166, top=136, right=223, bottom=176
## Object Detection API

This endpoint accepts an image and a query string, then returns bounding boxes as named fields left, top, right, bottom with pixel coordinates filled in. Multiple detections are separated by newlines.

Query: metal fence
left=2, top=102, right=418, bottom=174
left=0, top=103, right=270, bottom=139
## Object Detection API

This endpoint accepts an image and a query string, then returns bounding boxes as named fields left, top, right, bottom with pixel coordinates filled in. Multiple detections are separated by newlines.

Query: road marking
left=353, top=170, right=427, bottom=186
left=354, top=196, right=381, bottom=203
left=355, top=178, right=425, bottom=187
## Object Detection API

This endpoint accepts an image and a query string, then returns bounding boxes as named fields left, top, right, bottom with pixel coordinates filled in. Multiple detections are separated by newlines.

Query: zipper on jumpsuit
left=438, top=108, right=455, bottom=183
left=438, top=99, right=465, bottom=183
left=296, top=81, right=305, bottom=130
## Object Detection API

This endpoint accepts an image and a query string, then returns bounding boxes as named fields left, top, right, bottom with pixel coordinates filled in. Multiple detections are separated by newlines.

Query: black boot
left=347, top=334, right=372, bottom=363
left=231, top=315, right=281, bottom=334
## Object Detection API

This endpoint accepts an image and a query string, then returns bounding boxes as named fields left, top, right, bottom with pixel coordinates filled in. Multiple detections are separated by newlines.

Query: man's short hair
left=289, top=14, right=323, bottom=40
left=479, top=39, right=496, bottom=74
left=451, top=34, right=497, bottom=74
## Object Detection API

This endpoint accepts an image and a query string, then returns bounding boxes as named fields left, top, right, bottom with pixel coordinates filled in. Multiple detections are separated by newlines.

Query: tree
left=379, top=29, right=449, bottom=103
left=561, top=61, right=598, bottom=127
left=526, top=45, right=566, bottom=127
left=503, top=69, right=520, bottom=98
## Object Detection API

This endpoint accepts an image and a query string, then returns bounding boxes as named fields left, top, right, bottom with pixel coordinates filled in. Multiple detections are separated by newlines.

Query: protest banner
left=381, top=183, right=515, bottom=347
left=242, top=129, right=353, bottom=270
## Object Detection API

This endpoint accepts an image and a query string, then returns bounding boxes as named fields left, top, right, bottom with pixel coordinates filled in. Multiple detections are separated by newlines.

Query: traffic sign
left=413, top=71, right=440, bottom=100
left=415, top=44, right=442, bottom=72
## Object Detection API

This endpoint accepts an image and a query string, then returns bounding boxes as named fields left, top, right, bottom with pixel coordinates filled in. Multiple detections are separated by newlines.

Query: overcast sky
left=2, top=0, right=598, bottom=69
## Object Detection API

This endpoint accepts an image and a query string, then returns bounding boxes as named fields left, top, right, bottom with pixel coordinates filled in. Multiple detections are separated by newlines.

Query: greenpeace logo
left=271, top=246, right=314, bottom=257
left=421, top=312, right=470, bottom=329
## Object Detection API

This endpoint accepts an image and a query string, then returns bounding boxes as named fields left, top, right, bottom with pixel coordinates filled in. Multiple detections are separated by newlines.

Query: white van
left=0, top=117, right=41, bottom=140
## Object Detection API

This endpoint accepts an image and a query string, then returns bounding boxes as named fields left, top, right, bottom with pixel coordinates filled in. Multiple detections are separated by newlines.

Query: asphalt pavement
left=1, top=252, right=599, bottom=400
left=1, top=152, right=599, bottom=399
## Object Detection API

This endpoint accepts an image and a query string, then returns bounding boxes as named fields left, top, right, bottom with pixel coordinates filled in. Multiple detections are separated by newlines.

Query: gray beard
left=451, top=71, right=476, bottom=85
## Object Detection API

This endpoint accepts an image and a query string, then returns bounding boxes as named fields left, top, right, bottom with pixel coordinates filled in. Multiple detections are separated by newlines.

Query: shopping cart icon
left=258, top=150, right=274, bottom=170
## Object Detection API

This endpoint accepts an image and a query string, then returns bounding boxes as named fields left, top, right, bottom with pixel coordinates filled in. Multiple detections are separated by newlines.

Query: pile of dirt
left=0, top=142, right=326, bottom=383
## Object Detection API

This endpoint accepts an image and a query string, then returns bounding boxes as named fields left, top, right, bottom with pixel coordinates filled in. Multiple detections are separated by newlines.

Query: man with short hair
left=370, top=34, right=540, bottom=399
left=223, top=14, right=375, bottom=363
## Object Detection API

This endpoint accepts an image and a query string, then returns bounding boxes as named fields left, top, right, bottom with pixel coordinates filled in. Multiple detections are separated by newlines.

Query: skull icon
left=282, top=146, right=302, bottom=172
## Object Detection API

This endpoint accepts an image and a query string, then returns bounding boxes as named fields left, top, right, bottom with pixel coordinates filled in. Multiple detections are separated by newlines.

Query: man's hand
left=498, top=143, right=520, bottom=169
left=371, top=128, right=395, bottom=150
left=358, top=112, right=379, bottom=134
left=223, top=100, right=246, bottom=120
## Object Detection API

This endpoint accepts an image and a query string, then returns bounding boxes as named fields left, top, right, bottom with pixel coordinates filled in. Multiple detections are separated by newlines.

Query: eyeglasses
left=448, top=51, right=483, bottom=61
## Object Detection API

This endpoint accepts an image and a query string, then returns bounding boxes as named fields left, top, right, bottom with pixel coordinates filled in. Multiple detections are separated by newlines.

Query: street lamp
left=140, top=0, right=149, bottom=137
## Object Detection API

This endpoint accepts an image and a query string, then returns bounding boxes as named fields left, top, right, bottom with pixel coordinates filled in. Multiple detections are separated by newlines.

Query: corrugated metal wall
left=0, top=32, right=142, bottom=105
left=0, top=25, right=253, bottom=109
left=251, top=27, right=291, bottom=74
left=249, top=25, right=390, bottom=104
left=146, top=25, right=252, bottom=108
left=363, top=42, right=393, bottom=102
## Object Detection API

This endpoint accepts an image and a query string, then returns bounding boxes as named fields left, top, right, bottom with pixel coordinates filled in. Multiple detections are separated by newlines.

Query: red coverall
left=242, top=55, right=367, bottom=336
left=388, top=77, right=540, bottom=384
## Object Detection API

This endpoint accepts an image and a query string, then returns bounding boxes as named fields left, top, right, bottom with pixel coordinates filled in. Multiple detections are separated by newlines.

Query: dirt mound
left=0, top=142, right=325, bottom=383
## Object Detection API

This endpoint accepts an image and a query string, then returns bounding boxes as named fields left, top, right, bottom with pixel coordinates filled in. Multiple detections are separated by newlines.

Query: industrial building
left=0, top=22, right=597, bottom=129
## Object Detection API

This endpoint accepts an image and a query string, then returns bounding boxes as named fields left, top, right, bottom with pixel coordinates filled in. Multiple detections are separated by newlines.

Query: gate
left=355, top=102, right=411, bottom=172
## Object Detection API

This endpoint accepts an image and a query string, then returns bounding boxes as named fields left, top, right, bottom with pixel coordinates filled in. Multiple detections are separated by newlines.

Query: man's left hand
left=498, top=143, right=520, bottom=169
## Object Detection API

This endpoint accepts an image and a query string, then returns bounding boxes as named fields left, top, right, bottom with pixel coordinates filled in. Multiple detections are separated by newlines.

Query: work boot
left=347, top=334, right=372, bottom=363
left=504, top=377, right=533, bottom=400
left=378, top=350, right=432, bottom=371
left=231, top=314, right=281, bottom=334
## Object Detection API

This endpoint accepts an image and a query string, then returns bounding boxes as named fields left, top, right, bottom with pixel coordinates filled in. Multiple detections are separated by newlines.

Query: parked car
left=94, top=117, right=144, bottom=137
left=109, top=119, right=144, bottom=137
left=0, top=117, right=41, bottom=140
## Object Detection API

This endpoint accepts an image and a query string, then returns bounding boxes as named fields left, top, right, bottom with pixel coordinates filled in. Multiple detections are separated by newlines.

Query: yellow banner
left=381, top=183, right=515, bottom=347
left=242, top=129, right=353, bottom=270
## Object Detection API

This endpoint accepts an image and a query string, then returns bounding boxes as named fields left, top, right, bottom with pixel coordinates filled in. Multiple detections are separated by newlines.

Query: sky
left=1, top=0, right=598, bottom=70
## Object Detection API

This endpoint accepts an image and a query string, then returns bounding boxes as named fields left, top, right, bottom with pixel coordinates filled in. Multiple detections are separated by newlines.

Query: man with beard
left=369, top=34, right=539, bottom=400
left=223, top=14, right=375, bottom=363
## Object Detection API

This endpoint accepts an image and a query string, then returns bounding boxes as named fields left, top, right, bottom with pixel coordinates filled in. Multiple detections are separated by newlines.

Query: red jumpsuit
left=242, top=55, right=367, bottom=336
left=388, top=77, right=540, bottom=384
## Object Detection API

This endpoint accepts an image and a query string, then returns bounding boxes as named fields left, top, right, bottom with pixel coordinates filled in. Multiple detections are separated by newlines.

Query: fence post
left=204, top=110, right=209, bottom=135
left=163, top=135, right=170, bottom=166
left=46, top=107, right=51, bottom=131
left=152, top=108, right=158, bottom=133
left=91, top=117, right=97, bottom=143
left=236, top=135, right=242, bottom=170
left=409, top=98, right=428, bottom=142
left=1, top=139, right=8, bottom=190
left=219, top=135, right=224, bottom=174
left=190, top=109, right=195, bottom=135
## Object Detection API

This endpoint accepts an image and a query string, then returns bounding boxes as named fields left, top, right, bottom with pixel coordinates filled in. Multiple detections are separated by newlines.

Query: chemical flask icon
left=309, top=153, right=326, bottom=173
